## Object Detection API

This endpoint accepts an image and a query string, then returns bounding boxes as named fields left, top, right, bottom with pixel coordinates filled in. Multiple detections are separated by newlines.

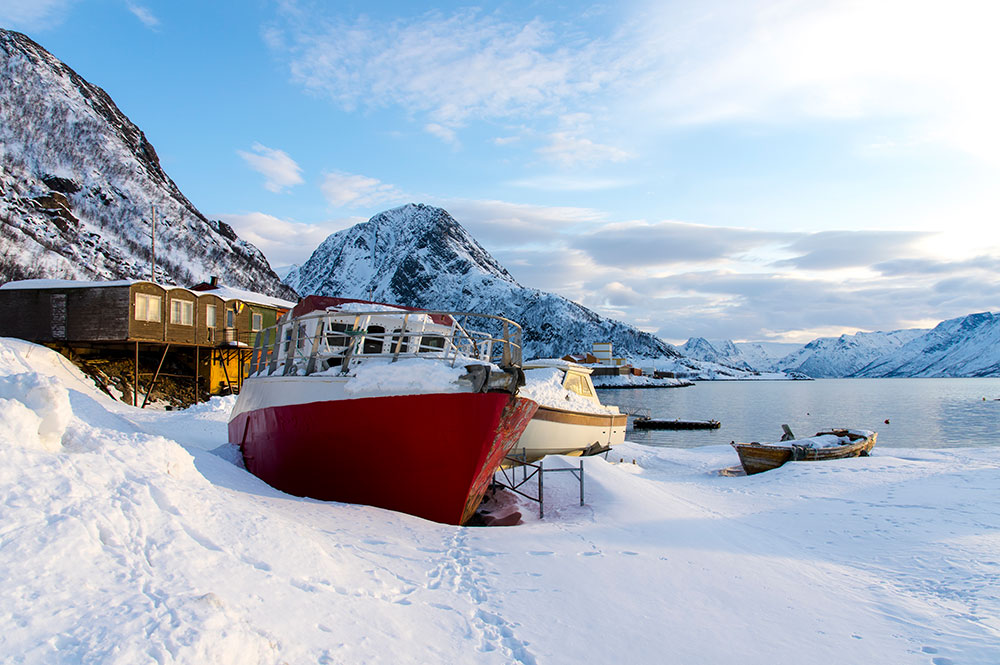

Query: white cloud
left=320, top=172, right=403, bottom=208
left=269, top=7, right=619, bottom=125
left=237, top=143, right=304, bottom=193
left=126, top=2, right=159, bottom=28
left=0, top=0, right=74, bottom=29
left=219, top=212, right=360, bottom=268
left=432, top=197, right=606, bottom=248
left=506, top=175, right=634, bottom=191
left=272, top=1, right=1000, bottom=163
left=424, top=123, right=458, bottom=145
left=630, top=0, right=1000, bottom=161
left=536, top=132, right=632, bottom=166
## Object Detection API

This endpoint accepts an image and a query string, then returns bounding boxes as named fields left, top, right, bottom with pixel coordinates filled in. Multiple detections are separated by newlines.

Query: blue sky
left=3, top=0, right=1000, bottom=343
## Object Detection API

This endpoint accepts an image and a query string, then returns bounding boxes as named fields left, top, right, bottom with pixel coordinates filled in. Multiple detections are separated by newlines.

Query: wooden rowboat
left=731, top=428, right=877, bottom=475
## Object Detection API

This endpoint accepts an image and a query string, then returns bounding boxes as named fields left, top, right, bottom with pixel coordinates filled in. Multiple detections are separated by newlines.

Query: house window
left=170, top=299, right=194, bottom=326
left=226, top=308, right=235, bottom=328
left=206, top=304, right=217, bottom=328
left=135, top=293, right=162, bottom=322
left=251, top=312, right=263, bottom=332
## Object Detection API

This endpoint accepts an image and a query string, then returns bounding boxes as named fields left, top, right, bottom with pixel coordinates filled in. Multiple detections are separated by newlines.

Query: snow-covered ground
left=1, top=338, right=998, bottom=664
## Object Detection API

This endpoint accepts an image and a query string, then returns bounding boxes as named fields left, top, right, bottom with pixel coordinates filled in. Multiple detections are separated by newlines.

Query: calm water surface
left=600, top=378, right=1000, bottom=448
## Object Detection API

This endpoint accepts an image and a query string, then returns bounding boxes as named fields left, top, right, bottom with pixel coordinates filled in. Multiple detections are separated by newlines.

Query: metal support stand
left=493, top=451, right=586, bottom=518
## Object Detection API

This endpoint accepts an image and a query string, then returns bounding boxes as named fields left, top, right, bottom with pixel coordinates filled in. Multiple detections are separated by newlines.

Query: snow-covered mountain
left=680, top=338, right=756, bottom=372
left=776, top=329, right=926, bottom=378
left=285, top=203, right=681, bottom=360
left=0, top=29, right=294, bottom=298
left=735, top=342, right=802, bottom=372
left=853, top=312, right=1000, bottom=378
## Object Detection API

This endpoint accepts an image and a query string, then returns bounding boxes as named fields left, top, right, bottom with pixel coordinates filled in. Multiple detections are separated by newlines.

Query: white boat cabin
left=248, top=296, right=525, bottom=379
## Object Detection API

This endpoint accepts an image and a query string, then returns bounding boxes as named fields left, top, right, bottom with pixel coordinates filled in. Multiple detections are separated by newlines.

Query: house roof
left=0, top=279, right=297, bottom=310
left=189, top=284, right=297, bottom=309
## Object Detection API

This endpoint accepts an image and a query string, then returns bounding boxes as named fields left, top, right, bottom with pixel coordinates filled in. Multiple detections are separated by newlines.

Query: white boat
left=504, top=360, right=627, bottom=466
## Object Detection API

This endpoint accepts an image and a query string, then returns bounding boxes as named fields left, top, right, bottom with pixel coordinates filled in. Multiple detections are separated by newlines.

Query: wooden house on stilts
left=0, top=279, right=295, bottom=406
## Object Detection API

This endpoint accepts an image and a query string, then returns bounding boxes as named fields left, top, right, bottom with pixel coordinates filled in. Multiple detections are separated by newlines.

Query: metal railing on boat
left=246, top=308, right=525, bottom=377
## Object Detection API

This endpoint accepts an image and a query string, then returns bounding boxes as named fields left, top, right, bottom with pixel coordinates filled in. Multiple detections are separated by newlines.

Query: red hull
left=229, top=391, right=538, bottom=525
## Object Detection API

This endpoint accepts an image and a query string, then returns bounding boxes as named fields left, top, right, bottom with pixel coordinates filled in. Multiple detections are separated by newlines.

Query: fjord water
left=602, top=378, right=1000, bottom=449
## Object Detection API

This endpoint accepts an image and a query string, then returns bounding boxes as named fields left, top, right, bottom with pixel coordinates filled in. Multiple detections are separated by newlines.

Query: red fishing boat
left=228, top=296, right=537, bottom=525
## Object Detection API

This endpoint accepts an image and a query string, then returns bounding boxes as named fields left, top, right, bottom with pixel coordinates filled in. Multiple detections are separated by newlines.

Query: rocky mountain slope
left=680, top=338, right=756, bottom=372
left=853, top=312, right=1000, bottom=378
left=285, top=203, right=683, bottom=361
left=0, top=29, right=294, bottom=298
left=775, top=329, right=927, bottom=378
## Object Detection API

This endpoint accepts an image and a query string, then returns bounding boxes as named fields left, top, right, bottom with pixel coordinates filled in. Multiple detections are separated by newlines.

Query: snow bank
left=0, top=372, right=71, bottom=450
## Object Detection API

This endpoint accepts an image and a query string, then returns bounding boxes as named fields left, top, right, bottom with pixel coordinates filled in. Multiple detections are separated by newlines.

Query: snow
left=340, top=356, right=474, bottom=397
left=193, top=285, right=297, bottom=309
left=2, top=337, right=999, bottom=664
left=0, top=278, right=139, bottom=290
left=519, top=366, right=618, bottom=414
left=758, top=429, right=875, bottom=449
left=591, top=372, right=693, bottom=388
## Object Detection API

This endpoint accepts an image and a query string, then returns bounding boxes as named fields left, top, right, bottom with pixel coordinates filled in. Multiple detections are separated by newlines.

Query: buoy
left=884, top=419, right=890, bottom=424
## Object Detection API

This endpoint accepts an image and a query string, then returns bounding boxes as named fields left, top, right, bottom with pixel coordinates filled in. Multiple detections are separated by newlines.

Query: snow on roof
left=0, top=279, right=139, bottom=290
left=523, top=358, right=592, bottom=374
left=0, top=278, right=194, bottom=293
left=1, top=280, right=297, bottom=309
left=193, top=285, right=296, bottom=309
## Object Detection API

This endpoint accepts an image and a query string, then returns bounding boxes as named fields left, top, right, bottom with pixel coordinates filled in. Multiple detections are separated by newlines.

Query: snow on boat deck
left=1, top=338, right=998, bottom=664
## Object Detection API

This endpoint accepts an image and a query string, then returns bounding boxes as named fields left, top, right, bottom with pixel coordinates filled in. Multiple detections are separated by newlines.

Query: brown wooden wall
left=1, top=282, right=288, bottom=348
left=196, top=294, right=224, bottom=345
left=128, top=282, right=168, bottom=341
left=0, top=286, right=132, bottom=342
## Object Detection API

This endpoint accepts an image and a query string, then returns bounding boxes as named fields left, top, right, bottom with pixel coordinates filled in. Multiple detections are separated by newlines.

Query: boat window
left=363, top=325, right=385, bottom=354
left=563, top=372, right=593, bottom=397
left=326, top=322, right=350, bottom=348
left=418, top=335, right=446, bottom=353
left=390, top=328, right=409, bottom=354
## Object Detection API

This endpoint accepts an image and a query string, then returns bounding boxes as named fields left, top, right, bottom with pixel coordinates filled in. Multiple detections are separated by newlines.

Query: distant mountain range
left=0, top=29, right=293, bottom=298
left=853, top=312, right=1000, bottom=378
left=680, top=317, right=1000, bottom=378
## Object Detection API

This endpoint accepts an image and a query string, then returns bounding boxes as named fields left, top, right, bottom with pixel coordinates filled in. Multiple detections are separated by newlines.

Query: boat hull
left=504, top=406, right=627, bottom=466
left=230, top=389, right=538, bottom=525
left=732, top=430, right=877, bottom=475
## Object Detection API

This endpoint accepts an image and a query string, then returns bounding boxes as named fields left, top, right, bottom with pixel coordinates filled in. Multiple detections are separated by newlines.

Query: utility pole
left=150, top=204, right=156, bottom=282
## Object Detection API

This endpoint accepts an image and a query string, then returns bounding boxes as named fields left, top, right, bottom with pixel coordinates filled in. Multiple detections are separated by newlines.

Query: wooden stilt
left=141, top=343, right=170, bottom=408
left=221, top=351, right=233, bottom=395
left=194, top=345, right=200, bottom=404
left=133, top=342, right=139, bottom=406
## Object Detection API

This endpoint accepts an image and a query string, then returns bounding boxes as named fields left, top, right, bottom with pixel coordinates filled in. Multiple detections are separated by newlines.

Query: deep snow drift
left=1, top=338, right=997, bottom=664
